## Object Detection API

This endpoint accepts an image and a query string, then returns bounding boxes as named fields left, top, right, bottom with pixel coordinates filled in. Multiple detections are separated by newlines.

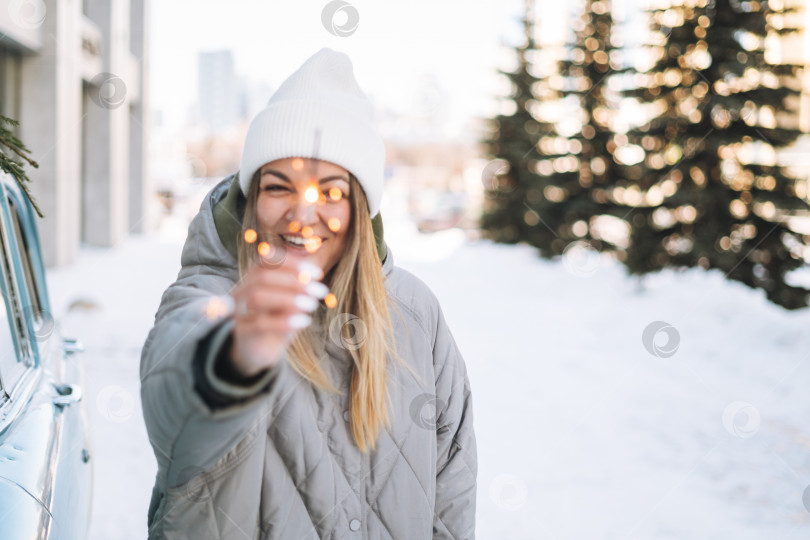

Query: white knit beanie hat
left=239, top=48, right=385, bottom=218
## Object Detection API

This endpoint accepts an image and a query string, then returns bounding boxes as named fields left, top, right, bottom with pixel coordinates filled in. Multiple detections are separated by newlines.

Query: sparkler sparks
left=205, top=296, right=230, bottom=320
left=304, top=185, right=319, bottom=204
left=304, top=237, right=322, bottom=253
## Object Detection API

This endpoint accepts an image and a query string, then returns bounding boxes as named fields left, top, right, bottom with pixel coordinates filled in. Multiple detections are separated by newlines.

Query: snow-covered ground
left=47, top=196, right=810, bottom=539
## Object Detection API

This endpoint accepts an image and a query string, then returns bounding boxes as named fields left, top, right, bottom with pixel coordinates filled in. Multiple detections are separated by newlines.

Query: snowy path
left=46, top=215, right=810, bottom=539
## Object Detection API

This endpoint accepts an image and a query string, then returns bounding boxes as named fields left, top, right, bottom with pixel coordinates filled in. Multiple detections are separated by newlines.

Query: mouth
left=280, top=234, right=325, bottom=251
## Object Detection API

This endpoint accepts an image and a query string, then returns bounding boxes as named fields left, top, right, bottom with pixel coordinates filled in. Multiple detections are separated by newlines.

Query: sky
left=147, top=0, right=810, bottom=143
left=148, top=0, right=571, bottom=136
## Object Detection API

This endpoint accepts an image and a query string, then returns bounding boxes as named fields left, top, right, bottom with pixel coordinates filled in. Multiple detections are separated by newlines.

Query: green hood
left=212, top=173, right=387, bottom=263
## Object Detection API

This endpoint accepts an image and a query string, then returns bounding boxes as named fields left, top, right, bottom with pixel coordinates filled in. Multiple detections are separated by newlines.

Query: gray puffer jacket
left=140, top=176, right=477, bottom=539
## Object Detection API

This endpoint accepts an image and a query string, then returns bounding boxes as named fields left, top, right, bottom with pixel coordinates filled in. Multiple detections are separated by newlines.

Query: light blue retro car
left=0, top=172, right=92, bottom=538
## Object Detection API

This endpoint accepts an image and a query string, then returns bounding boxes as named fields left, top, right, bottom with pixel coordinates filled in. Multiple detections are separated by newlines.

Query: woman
left=140, top=48, right=477, bottom=539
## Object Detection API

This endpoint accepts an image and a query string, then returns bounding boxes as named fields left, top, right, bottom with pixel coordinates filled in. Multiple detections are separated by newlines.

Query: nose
left=286, top=187, right=320, bottom=226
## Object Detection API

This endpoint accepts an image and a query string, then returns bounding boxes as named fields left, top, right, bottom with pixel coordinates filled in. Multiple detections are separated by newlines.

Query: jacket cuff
left=192, top=319, right=282, bottom=410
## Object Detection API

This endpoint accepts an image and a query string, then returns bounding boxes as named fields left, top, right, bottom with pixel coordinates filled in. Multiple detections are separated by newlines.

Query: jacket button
left=349, top=519, right=361, bottom=531
left=343, top=410, right=350, bottom=422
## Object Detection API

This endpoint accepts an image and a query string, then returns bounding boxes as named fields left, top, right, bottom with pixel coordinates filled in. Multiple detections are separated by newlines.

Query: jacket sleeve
left=139, top=208, right=288, bottom=490
left=191, top=318, right=282, bottom=410
left=432, top=302, right=477, bottom=539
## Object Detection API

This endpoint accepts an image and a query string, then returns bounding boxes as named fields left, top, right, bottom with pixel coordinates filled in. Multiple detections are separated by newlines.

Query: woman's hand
left=229, top=253, right=327, bottom=378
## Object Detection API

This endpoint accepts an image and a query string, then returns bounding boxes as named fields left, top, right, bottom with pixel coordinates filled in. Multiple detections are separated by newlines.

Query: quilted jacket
left=140, top=176, right=477, bottom=539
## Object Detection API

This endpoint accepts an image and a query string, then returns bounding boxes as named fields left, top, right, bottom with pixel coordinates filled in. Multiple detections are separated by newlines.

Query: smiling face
left=256, top=157, right=352, bottom=276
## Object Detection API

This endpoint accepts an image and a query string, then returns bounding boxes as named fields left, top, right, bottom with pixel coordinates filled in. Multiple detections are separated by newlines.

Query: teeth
left=282, top=235, right=307, bottom=246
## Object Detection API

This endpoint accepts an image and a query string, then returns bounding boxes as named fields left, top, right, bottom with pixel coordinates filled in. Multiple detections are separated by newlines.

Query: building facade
left=198, top=50, right=240, bottom=134
left=0, top=0, right=149, bottom=267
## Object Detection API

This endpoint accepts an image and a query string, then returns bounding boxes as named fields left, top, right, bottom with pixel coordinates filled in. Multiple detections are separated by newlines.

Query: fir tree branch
left=0, top=115, right=44, bottom=218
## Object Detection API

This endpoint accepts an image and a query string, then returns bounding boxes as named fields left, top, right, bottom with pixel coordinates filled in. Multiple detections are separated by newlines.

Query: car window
left=0, top=200, right=31, bottom=397
left=0, top=274, right=22, bottom=398
left=7, top=198, right=43, bottom=323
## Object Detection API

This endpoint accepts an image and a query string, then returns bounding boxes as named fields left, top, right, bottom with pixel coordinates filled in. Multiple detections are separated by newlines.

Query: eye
left=323, top=186, right=349, bottom=202
left=262, top=185, right=288, bottom=193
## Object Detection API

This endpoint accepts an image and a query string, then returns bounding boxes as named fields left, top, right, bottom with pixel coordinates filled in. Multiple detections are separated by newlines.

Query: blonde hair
left=237, top=170, right=412, bottom=453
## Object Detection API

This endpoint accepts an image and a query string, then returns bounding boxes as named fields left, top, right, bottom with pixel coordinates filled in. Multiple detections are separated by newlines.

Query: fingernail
left=304, top=281, right=329, bottom=299
left=297, top=261, right=324, bottom=281
left=294, top=294, right=318, bottom=312
left=288, top=313, right=312, bottom=329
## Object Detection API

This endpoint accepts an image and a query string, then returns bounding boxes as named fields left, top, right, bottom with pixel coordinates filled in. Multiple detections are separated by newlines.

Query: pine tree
left=481, top=0, right=623, bottom=258
left=622, top=0, right=808, bottom=309
left=480, top=0, right=568, bottom=255
left=620, top=1, right=710, bottom=268
left=549, top=0, right=622, bottom=253
left=0, top=115, right=42, bottom=217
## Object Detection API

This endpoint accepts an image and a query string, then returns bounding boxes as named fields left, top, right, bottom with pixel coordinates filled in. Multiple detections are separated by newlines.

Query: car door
left=0, top=175, right=92, bottom=539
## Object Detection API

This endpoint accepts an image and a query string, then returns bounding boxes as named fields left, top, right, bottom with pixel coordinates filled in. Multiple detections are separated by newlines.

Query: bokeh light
left=205, top=297, right=229, bottom=320
left=304, top=185, right=319, bottom=203
left=298, top=270, right=312, bottom=285
left=305, top=237, right=322, bottom=253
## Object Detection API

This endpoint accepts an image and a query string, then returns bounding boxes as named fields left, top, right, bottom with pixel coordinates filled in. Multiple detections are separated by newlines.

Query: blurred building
left=198, top=50, right=240, bottom=133
left=0, top=0, right=149, bottom=267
